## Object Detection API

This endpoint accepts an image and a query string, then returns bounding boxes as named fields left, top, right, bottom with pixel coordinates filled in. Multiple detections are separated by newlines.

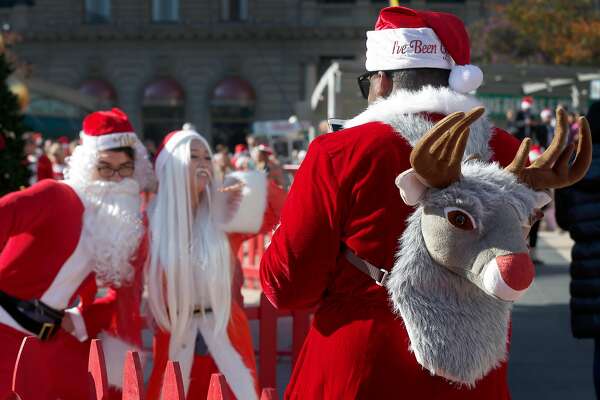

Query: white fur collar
left=344, top=86, right=492, bottom=161
left=345, top=86, right=483, bottom=128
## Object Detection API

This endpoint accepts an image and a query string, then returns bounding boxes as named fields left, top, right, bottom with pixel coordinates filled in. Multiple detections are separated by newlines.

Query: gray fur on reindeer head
left=386, top=108, right=592, bottom=386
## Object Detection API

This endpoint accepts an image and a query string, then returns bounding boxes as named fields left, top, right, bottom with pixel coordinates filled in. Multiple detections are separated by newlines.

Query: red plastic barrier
left=260, top=388, right=278, bottom=400
left=244, top=294, right=313, bottom=391
left=160, top=361, right=185, bottom=400
left=88, top=339, right=109, bottom=400
left=122, top=351, right=145, bottom=400
left=10, top=335, right=279, bottom=400
left=239, top=234, right=268, bottom=289
left=206, top=373, right=234, bottom=399
left=11, top=336, right=50, bottom=400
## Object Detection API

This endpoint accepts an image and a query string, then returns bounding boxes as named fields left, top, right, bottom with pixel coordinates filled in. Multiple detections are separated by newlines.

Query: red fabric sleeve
left=260, top=139, right=341, bottom=310
left=36, top=154, right=54, bottom=181
left=78, top=277, right=118, bottom=339
left=0, top=181, right=57, bottom=249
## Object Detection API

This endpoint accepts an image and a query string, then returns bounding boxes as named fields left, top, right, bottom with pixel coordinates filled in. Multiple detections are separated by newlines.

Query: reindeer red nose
left=482, top=253, right=535, bottom=301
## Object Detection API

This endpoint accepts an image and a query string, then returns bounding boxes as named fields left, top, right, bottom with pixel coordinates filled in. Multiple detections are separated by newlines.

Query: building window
left=152, top=0, right=179, bottom=22
left=142, top=78, right=185, bottom=143
left=79, top=79, right=117, bottom=107
left=0, top=0, right=35, bottom=7
left=210, top=77, right=256, bottom=149
left=222, top=0, right=248, bottom=22
left=84, top=0, right=110, bottom=23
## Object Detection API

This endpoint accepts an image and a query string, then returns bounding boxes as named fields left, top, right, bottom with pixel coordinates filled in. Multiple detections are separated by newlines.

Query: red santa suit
left=0, top=108, right=152, bottom=399
left=261, top=7, right=522, bottom=400
left=146, top=130, right=285, bottom=400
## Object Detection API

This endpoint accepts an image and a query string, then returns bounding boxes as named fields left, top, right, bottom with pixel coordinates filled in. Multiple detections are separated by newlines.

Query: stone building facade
left=0, top=0, right=493, bottom=145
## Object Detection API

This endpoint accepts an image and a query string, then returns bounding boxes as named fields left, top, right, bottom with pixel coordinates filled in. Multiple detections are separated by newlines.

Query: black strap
left=0, top=290, right=64, bottom=340
left=193, top=307, right=213, bottom=315
left=343, top=247, right=390, bottom=286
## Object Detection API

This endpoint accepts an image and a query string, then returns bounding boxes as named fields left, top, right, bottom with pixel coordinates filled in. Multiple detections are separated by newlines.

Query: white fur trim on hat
left=155, top=129, right=203, bottom=173
left=366, top=28, right=453, bottom=72
left=80, top=131, right=137, bottom=151
left=449, top=64, right=483, bottom=94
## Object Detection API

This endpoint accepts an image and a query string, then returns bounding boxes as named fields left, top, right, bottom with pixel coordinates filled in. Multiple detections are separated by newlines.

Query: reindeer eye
left=444, top=207, right=476, bottom=231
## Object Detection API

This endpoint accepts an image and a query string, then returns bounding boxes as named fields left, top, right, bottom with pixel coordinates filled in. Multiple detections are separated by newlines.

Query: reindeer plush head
left=387, top=107, right=592, bottom=386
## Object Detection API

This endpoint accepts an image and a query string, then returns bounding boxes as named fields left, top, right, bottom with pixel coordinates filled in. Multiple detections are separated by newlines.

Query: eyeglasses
left=96, top=164, right=135, bottom=179
left=357, top=71, right=378, bottom=99
left=357, top=71, right=390, bottom=100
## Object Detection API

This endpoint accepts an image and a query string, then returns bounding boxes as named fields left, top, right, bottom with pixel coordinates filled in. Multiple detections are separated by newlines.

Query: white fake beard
left=78, top=178, right=143, bottom=287
left=387, top=210, right=511, bottom=387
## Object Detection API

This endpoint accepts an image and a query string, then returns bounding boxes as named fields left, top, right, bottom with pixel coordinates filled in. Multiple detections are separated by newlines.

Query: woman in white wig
left=146, top=128, right=282, bottom=400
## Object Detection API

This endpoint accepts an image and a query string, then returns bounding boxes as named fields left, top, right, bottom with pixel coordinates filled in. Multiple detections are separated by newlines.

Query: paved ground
left=244, top=230, right=596, bottom=399
left=509, top=230, right=595, bottom=400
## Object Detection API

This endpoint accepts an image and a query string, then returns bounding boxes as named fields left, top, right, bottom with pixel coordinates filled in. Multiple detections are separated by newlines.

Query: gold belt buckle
left=38, top=322, right=55, bottom=340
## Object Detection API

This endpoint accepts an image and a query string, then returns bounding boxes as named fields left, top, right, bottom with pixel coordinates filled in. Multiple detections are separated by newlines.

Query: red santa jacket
left=260, top=87, right=522, bottom=400
left=0, top=180, right=122, bottom=339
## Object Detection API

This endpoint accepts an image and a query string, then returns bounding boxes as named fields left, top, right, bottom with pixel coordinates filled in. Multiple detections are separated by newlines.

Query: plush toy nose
left=482, top=253, right=535, bottom=301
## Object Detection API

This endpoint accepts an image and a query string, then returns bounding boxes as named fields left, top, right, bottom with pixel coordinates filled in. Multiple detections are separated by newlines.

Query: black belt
left=343, top=247, right=390, bottom=287
left=0, top=290, right=64, bottom=341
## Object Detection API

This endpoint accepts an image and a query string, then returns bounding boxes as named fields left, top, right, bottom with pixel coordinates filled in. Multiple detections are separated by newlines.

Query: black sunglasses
left=357, top=71, right=390, bottom=99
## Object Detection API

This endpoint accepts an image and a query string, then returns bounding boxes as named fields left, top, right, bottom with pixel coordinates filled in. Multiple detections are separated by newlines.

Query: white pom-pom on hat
left=449, top=64, right=483, bottom=94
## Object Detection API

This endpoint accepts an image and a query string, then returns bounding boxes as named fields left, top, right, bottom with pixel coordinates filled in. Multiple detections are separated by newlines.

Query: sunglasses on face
left=357, top=71, right=391, bottom=100
left=357, top=71, right=377, bottom=100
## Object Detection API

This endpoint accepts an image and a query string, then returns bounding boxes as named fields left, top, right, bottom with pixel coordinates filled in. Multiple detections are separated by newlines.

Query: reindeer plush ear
left=395, top=168, right=429, bottom=206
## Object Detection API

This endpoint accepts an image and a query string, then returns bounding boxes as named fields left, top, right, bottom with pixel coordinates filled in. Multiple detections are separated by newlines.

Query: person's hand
left=219, top=180, right=245, bottom=216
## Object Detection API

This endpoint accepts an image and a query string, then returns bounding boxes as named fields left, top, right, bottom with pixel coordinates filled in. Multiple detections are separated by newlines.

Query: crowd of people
left=22, top=126, right=295, bottom=192
left=500, top=97, right=591, bottom=263
left=0, top=4, right=598, bottom=400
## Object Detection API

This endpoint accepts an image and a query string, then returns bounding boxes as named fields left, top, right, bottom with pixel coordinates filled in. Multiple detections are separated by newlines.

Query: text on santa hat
left=392, top=40, right=449, bottom=56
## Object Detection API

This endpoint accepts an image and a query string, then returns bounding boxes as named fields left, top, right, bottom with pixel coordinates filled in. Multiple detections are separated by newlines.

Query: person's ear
left=379, top=71, right=393, bottom=97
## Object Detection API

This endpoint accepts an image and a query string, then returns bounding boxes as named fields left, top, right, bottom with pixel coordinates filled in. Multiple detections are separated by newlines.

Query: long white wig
left=147, top=133, right=232, bottom=355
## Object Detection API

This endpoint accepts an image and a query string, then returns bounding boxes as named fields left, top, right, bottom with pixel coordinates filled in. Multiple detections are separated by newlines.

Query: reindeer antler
left=505, top=107, right=593, bottom=190
left=410, top=107, right=485, bottom=188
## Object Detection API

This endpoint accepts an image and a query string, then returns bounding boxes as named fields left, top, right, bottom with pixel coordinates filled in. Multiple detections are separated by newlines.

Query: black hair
left=106, top=146, right=135, bottom=161
left=389, top=68, right=450, bottom=92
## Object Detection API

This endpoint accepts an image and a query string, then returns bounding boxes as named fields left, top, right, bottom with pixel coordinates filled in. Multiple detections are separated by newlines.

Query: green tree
left=0, top=49, right=29, bottom=196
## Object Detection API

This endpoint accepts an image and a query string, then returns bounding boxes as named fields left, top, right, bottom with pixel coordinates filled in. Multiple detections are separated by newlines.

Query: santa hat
left=256, top=144, right=273, bottom=155
left=521, top=96, right=534, bottom=110
left=234, top=144, right=247, bottom=154
left=80, top=108, right=138, bottom=151
left=154, top=128, right=210, bottom=175
left=540, top=108, right=552, bottom=120
left=366, top=6, right=483, bottom=94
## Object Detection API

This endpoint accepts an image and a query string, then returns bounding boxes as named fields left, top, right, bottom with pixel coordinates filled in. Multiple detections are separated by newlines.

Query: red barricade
left=239, top=234, right=313, bottom=391
left=9, top=337, right=278, bottom=399
left=239, top=234, right=267, bottom=289
left=244, top=294, right=312, bottom=390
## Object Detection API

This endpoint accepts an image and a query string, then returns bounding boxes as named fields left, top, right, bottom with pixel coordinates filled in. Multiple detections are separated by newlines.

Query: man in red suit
left=260, top=6, right=522, bottom=400
left=0, top=108, right=154, bottom=399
